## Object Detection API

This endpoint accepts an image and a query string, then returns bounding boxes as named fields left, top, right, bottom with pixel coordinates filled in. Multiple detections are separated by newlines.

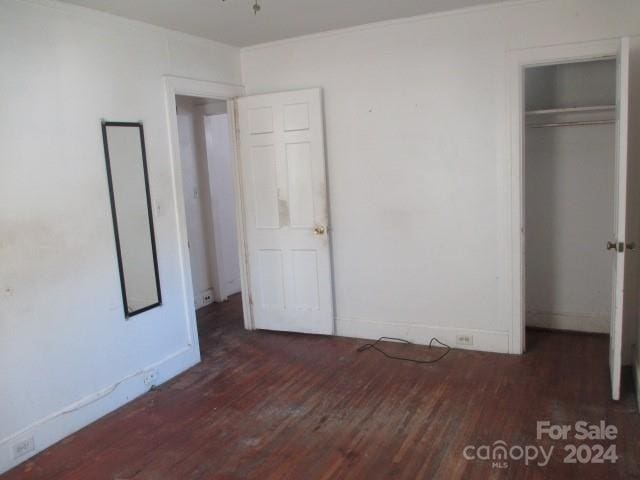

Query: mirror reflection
left=102, top=122, right=161, bottom=317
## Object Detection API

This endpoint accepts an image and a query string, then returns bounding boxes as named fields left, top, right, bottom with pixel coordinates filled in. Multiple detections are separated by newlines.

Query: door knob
left=314, top=225, right=326, bottom=235
left=607, top=241, right=617, bottom=251
left=627, top=242, right=636, bottom=251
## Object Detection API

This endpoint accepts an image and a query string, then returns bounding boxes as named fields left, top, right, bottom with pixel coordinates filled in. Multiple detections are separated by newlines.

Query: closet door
left=609, top=37, right=639, bottom=401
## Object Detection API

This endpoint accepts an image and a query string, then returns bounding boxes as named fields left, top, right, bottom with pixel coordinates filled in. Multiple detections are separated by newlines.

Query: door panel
left=623, top=36, right=640, bottom=401
left=287, top=142, right=315, bottom=227
left=250, top=145, right=279, bottom=228
left=610, top=37, right=636, bottom=401
left=237, top=88, right=334, bottom=335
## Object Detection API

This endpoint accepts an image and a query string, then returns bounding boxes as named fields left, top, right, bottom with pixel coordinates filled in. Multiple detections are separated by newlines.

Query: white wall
left=0, top=0, right=240, bottom=473
left=204, top=113, right=242, bottom=299
left=240, top=0, right=640, bottom=353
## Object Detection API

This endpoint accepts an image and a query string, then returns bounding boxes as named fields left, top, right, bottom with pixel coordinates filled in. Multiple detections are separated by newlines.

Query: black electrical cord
left=356, top=336, right=451, bottom=364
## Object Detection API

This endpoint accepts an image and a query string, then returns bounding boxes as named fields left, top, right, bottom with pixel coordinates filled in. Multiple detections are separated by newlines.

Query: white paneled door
left=610, top=37, right=639, bottom=401
left=236, top=88, right=334, bottom=334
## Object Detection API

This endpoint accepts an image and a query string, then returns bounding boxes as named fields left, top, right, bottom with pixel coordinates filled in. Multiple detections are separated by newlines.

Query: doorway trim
left=163, top=75, right=253, bottom=354
left=507, top=39, right=620, bottom=355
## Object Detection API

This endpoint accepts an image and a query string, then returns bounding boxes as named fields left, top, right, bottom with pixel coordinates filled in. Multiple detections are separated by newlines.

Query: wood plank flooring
left=3, top=294, right=639, bottom=479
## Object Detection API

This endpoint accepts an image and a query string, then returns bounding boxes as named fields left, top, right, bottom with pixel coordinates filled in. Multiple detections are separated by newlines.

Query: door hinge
left=607, top=241, right=626, bottom=252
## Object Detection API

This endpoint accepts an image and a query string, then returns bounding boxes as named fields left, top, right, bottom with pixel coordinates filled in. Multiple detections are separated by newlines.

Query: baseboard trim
left=335, top=316, right=511, bottom=354
left=0, top=345, right=200, bottom=475
left=526, top=311, right=609, bottom=334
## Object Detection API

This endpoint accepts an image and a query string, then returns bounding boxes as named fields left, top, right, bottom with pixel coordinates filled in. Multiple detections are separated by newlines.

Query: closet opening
left=523, top=59, right=617, bottom=344
left=175, top=95, right=244, bottom=343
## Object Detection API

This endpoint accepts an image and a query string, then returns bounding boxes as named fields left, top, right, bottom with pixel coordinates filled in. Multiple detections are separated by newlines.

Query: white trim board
left=0, top=346, right=199, bottom=475
left=336, top=316, right=510, bottom=354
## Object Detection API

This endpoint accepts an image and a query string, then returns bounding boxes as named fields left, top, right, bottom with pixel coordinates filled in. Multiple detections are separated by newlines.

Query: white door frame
left=163, top=75, right=254, bottom=354
left=507, top=39, right=620, bottom=355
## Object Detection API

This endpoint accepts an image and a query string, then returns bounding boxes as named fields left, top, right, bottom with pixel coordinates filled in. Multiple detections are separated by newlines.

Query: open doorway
left=165, top=79, right=334, bottom=356
left=509, top=38, right=638, bottom=400
left=175, top=94, right=243, bottom=342
left=524, top=59, right=617, bottom=338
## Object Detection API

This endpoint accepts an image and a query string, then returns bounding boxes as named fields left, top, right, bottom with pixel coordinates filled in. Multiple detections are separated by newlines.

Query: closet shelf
left=528, top=119, right=615, bottom=129
left=525, top=105, right=615, bottom=116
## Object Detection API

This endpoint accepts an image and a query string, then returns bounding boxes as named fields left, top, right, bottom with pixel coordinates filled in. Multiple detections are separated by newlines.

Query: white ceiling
left=58, top=0, right=506, bottom=47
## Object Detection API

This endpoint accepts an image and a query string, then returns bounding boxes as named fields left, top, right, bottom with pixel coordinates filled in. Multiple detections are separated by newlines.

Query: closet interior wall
left=524, top=59, right=617, bottom=334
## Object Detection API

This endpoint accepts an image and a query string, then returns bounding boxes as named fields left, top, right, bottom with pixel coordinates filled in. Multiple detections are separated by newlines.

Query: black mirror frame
left=101, top=121, right=162, bottom=318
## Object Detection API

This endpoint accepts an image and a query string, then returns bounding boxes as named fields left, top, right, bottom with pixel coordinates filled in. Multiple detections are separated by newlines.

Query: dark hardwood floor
left=3, top=294, right=640, bottom=479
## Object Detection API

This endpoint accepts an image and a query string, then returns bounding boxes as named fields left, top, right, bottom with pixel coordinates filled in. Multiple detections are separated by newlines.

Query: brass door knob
left=607, top=241, right=617, bottom=251
left=627, top=242, right=636, bottom=250
left=314, top=226, right=326, bottom=235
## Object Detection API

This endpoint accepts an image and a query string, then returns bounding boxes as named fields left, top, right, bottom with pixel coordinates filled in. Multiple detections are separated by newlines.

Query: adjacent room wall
left=176, top=97, right=241, bottom=305
left=177, top=96, right=219, bottom=306
left=204, top=112, right=242, bottom=299
left=240, top=0, right=640, bottom=354
left=0, top=0, right=240, bottom=473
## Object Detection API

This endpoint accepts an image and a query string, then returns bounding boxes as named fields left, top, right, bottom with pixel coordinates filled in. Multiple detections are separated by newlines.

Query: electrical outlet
left=456, top=334, right=474, bottom=346
left=144, top=368, right=159, bottom=387
left=12, top=437, right=35, bottom=460
left=201, top=289, right=214, bottom=307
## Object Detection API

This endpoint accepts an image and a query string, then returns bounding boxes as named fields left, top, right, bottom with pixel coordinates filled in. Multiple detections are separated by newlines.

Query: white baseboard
left=335, top=316, right=511, bottom=354
left=222, top=279, right=242, bottom=299
left=526, top=310, right=609, bottom=333
left=0, top=345, right=200, bottom=475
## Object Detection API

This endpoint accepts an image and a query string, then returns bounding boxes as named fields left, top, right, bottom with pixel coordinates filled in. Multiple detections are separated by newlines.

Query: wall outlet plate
left=12, top=437, right=35, bottom=460
left=202, top=289, right=214, bottom=307
left=144, top=368, right=159, bottom=387
left=456, top=334, right=474, bottom=346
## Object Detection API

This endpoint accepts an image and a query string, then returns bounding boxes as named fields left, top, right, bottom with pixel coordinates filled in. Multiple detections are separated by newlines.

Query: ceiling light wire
left=221, top=0, right=262, bottom=15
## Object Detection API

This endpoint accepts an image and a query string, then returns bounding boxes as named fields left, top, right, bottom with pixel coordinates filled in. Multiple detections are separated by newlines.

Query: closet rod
left=528, top=119, right=615, bottom=129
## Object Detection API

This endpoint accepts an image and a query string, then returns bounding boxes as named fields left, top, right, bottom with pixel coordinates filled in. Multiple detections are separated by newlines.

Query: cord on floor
left=356, top=336, right=450, bottom=364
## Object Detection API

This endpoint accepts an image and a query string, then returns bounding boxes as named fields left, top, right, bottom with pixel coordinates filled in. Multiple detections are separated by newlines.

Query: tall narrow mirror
left=102, top=121, right=161, bottom=317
